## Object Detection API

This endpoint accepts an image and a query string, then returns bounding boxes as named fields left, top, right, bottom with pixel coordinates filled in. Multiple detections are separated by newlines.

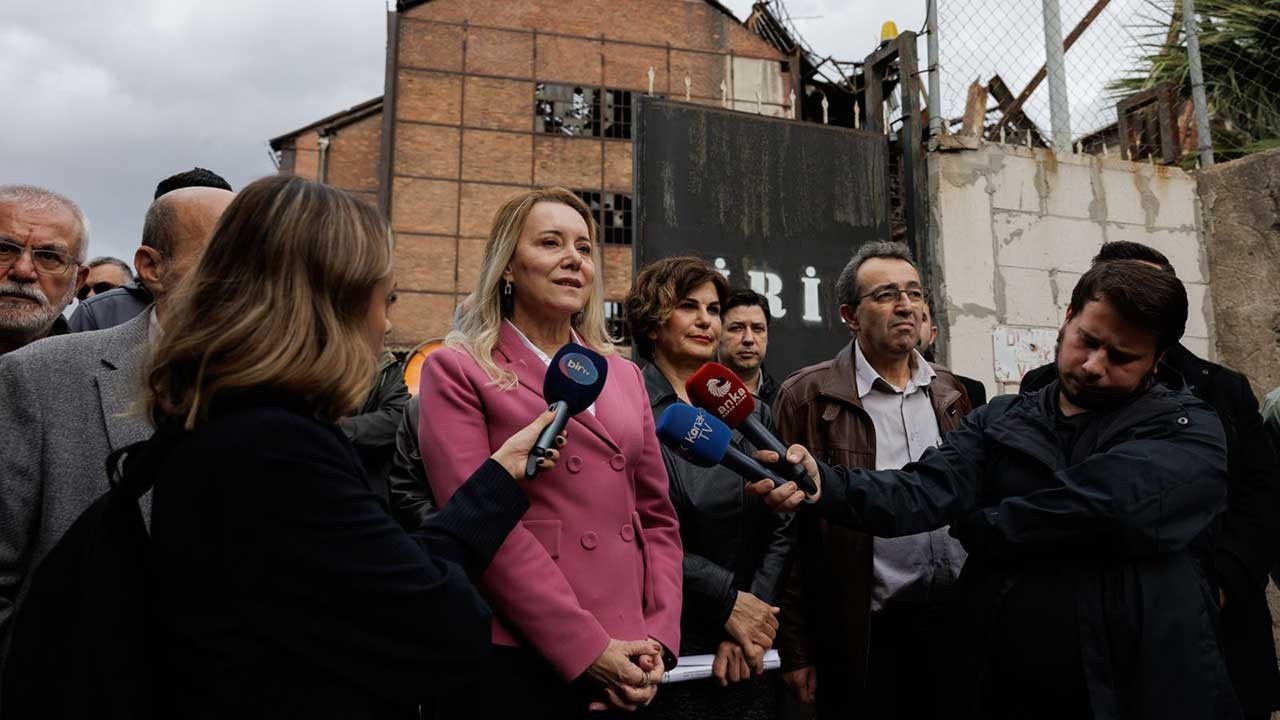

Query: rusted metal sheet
left=633, top=97, right=891, bottom=379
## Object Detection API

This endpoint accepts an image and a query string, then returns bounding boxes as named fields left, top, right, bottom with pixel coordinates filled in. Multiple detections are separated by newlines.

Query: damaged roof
left=268, top=96, right=384, bottom=150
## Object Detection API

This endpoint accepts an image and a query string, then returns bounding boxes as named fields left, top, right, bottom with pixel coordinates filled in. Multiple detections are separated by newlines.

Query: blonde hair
left=146, top=174, right=393, bottom=429
left=448, top=187, right=614, bottom=389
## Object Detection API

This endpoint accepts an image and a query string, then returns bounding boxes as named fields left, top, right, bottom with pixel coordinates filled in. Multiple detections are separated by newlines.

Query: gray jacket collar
left=95, top=312, right=154, bottom=453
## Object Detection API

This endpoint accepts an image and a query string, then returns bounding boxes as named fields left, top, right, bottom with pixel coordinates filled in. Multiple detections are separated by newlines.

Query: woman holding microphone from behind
left=419, top=188, right=683, bottom=718
left=625, top=257, right=793, bottom=719
left=140, top=175, right=565, bottom=719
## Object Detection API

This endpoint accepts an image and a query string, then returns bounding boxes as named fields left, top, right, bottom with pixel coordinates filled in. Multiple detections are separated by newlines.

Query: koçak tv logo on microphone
left=558, top=353, right=599, bottom=385
left=681, top=409, right=716, bottom=450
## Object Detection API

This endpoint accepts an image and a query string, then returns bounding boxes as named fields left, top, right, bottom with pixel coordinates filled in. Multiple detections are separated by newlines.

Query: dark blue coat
left=813, top=380, right=1238, bottom=719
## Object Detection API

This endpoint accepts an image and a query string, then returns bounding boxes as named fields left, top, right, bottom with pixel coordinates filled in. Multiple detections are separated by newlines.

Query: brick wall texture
left=279, top=0, right=792, bottom=346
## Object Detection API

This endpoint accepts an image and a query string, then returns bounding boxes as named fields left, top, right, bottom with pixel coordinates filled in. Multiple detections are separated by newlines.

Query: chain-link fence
left=932, top=0, right=1280, bottom=166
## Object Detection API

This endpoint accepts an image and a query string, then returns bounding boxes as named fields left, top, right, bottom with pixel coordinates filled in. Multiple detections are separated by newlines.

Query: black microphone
left=527, top=343, right=608, bottom=479
left=685, top=362, right=817, bottom=494
left=655, top=404, right=790, bottom=488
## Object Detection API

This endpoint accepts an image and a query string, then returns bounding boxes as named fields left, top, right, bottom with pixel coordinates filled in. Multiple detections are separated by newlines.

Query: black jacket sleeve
left=340, top=362, right=411, bottom=451
left=959, top=402, right=1229, bottom=559
left=1212, top=377, right=1280, bottom=599
left=814, top=402, right=994, bottom=536
left=388, top=397, right=439, bottom=533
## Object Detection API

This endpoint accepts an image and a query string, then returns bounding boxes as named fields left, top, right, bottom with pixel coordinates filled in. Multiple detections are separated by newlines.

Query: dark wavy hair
left=1067, top=259, right=1187, bottom=353
left=624, top=256, right=729, bottom=361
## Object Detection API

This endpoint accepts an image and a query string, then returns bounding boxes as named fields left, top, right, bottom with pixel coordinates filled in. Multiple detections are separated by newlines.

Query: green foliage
left=1110, top=0, right=1280, bottom=163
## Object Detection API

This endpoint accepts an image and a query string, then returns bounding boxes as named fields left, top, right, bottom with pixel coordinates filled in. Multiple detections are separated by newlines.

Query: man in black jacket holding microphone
left=749, top=260, right=1240, bottom=719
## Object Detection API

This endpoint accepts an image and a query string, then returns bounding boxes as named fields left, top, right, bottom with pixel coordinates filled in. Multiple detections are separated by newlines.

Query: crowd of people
left=0, top=170, right=1277, bottom=720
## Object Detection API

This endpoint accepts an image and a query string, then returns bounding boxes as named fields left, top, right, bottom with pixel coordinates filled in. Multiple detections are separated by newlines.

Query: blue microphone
left=655, top=404, right=791, bottom=488
left=527, top=343, right=608, bottom=479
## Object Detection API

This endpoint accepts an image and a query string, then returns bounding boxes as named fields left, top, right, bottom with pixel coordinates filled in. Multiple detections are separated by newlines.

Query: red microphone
left=685, top=363, right=817, bottom=495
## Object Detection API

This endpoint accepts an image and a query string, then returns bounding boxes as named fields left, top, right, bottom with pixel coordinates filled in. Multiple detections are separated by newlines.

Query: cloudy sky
left=2, top=0, right=1141, bottom=270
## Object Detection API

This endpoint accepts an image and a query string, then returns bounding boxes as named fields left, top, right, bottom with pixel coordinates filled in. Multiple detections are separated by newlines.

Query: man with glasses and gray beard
left=0, top=185, right=89, bottom=355
left=0, top=185, right=233, bottom=690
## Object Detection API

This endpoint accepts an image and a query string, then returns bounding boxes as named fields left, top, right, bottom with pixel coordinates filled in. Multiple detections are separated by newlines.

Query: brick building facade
left=271, top=0, right=795, bottom=347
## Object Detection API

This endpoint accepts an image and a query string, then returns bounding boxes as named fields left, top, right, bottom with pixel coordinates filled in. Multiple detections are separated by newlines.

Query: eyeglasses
left=76, top=281, right=120, bottom=301
left=0, top=238, right=77, bottom=276
left=855, top=285, right=927, bottom=306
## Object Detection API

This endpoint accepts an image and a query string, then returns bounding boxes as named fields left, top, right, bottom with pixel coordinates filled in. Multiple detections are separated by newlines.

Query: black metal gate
left=633, top=98, right=892, bottom=381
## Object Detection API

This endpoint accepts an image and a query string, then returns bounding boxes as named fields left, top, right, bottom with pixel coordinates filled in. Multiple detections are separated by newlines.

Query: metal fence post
left=1041, top=0, right=1072, bottom=151
left=1182, top=0, right=1215, bottom=167
left=927, top=0, right=942, bottom=137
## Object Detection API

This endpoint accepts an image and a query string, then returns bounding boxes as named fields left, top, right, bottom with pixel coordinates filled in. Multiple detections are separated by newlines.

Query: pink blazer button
left=566, top=456, right=583, bottom=473
left=620, top=524, right=635, bottom=542
left=610, top=453, right=626, bottom=471
left=581, top=531, right=599, bottom=550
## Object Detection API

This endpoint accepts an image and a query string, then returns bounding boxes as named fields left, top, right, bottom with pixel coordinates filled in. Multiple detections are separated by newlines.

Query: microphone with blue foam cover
left=526, top=342, right=609, bottom=480
left=685, top=362, right=817, bottom=495
left=655, top=403, right=791, bottom=489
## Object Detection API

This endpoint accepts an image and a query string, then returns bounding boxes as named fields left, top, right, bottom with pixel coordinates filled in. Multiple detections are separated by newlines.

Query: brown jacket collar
left=816, top=339, right=965, bottom=424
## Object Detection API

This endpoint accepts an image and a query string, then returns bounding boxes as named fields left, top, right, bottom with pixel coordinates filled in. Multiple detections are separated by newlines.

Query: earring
left=503, top=280, right=513, bottom=296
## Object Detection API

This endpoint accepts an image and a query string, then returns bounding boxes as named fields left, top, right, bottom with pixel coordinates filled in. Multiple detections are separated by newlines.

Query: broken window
left=536, top=83, right=598, bottom=136
left=601, top=192, right=632, bottom=245
left=574, top=189, right=602, bottom=222
left=571, top=190, right=632, bottom=246
left=604, top=300, right=632, bottom=344
left=601, top=89, right=633, bottom=139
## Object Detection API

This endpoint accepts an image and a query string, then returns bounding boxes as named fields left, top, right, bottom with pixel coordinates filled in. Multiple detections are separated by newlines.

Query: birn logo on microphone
left=707, top=378, right=733, bottom=398
left=681, top=410, right=715, bottom=450
left=559, top=353, right=599, bottom=385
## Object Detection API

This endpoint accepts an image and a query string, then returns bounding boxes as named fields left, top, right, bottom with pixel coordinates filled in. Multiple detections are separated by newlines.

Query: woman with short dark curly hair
left=625, top=256, right=794, bottom=720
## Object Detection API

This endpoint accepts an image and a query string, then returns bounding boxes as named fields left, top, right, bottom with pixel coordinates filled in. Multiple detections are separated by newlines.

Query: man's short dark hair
left=85, top=256, right=134, bottom=280
left=723, top=288, right=771, bottom=327
left=1068, top=259, right=1187, bottom=352
left=154, top=167, right=232, bottom=199
left=835, top=241, right=915, bottom=309
left=1093, top=241, right=1175, bottom=275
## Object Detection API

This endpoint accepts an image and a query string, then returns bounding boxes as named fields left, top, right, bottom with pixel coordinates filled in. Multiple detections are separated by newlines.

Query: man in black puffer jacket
left=1020, top=242, right=1280, bottom=720
left=753, top=261, right=1242, bottom=719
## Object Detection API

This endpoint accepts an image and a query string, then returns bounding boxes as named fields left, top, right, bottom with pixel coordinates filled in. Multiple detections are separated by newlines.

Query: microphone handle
left=722, top=445, right=787, bottom=487
left=526, top=400, right=570, bottom=480
left=740, top=416, right=819, bottom=495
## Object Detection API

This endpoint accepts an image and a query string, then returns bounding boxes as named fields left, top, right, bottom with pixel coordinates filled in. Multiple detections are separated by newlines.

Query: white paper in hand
left=659, top=649, right=780, bottom=683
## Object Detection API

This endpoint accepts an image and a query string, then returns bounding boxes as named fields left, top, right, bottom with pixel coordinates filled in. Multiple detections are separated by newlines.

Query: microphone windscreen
left=655, top=404, right=732, bottom=468
left=544, top=343, right=608, bottom=414
left=685, top=362, right=756, bottom=429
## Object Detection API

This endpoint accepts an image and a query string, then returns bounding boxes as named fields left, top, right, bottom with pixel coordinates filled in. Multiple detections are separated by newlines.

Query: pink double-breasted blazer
left=417, top=323, right=683, bottom=681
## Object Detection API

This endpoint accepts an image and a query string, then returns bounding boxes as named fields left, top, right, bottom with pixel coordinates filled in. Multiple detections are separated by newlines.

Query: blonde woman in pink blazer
left=418, top=188, right=683, bottom=718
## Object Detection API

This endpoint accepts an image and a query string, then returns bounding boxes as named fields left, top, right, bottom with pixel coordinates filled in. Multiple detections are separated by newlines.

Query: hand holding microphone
left=525, top=343, right=608, bottom=480
left=684, top=363, right=818, bottom=495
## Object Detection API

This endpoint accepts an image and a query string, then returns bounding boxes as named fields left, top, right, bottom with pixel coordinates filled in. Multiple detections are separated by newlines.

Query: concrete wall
left=929, top=142, right=1211, bottom=397
left=1198, top=147, right=1280, bottom=399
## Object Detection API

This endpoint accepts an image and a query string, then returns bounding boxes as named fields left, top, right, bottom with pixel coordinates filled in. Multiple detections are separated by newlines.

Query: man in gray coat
left=0, top=186, right=233, bottom=665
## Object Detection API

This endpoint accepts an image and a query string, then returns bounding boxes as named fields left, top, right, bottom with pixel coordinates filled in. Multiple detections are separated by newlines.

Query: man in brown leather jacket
left=772, top=241, right=973, bottom=719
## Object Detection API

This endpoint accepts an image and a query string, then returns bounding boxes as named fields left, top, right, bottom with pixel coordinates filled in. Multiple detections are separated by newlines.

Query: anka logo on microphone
left=558, top=353, right=599, bottom=386
left=706, top=378, right=733, bottom=398
left=708, top=379, right=749, bottom=419
left=681, top=410, right=716, bottom=450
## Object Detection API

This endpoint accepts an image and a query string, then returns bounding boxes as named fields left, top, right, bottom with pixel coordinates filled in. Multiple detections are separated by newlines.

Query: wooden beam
left=960, top=81, right=989, bottom=136
left=993, top=0, right=1111, bottom=135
